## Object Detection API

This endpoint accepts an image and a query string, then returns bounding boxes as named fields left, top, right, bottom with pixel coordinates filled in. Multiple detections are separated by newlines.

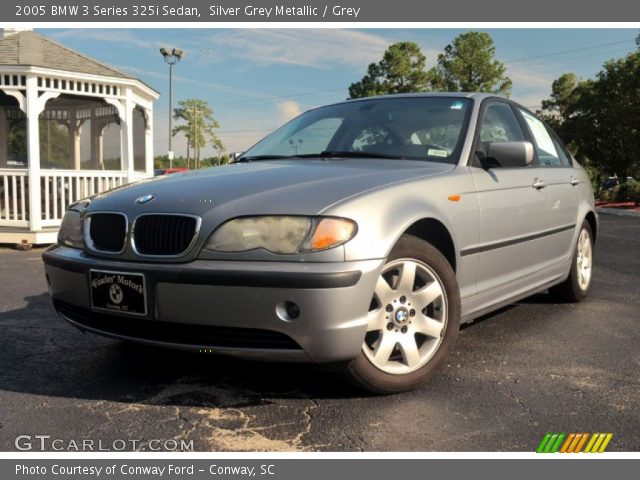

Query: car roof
left=317, top=92, right=505, bottom=110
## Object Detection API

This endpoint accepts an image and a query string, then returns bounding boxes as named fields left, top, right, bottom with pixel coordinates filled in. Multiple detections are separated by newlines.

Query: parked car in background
left=44, top=93, right=597, bottom=394
left=599, top=176, right=634, bottom=194
left=154, top=167, right=190, bottom=176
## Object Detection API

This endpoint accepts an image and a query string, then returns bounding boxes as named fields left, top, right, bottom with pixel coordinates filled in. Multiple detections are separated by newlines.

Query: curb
left=596, top=207, right=640, bottom=218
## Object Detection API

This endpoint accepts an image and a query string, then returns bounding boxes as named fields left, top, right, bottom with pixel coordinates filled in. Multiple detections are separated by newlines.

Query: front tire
left=549, top=220, right=594, bottom=303
left=345, top=235, right=460, bottom=394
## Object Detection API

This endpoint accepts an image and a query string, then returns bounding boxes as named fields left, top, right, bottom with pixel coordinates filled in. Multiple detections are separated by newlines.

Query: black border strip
left=42, top=251, right=361, bottom=289
left=460, top=224, right=576, bottom=257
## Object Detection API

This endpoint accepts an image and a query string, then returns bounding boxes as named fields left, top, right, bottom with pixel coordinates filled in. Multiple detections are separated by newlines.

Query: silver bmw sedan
left=43, top=93, right=596, bottom=393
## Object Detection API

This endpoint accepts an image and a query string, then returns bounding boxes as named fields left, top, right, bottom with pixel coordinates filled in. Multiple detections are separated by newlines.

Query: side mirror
left=229, top=152, right=244, bottom=164
left=485, top=141, right=534, bottom=168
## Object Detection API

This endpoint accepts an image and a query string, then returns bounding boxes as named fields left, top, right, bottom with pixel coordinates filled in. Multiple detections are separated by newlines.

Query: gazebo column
left=69, top=109, right=81, bottom=170
left=106, top=96, right=131, bottom=180
left=96, top=119, right=113, bottom=170
left=144, top=108, right=154, bottom=176
left=122, top=89, right=135, bottom=182
left=98, top=132, right=104, bottom=169
left=73, top=126, right=82, bottom=170
left=90, top=108, right=101, bottom=169
left=25, top=76, right=42, bottom=231
left=26, top=83, right=60, bottom=231
left=0, top=108, right=7, bottom=167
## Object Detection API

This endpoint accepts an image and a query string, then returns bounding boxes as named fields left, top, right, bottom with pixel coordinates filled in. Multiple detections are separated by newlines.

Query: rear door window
left=519, top=109, right=570, bottom=167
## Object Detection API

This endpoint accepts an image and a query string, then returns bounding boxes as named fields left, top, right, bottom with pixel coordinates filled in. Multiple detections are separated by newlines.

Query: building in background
left=0, top=28, right=159, bottom=244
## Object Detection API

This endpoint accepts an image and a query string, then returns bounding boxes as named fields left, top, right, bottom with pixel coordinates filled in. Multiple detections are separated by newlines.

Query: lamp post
left=160, top=47, right=184, bottom=168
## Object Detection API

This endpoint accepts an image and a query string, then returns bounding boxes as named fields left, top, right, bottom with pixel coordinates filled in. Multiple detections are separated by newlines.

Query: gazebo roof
left=0, top=30, right=134, bottom=80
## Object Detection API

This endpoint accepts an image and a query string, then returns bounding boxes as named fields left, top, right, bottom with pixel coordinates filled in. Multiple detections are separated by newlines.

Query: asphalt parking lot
left=0, top=214, right=638, bottom=452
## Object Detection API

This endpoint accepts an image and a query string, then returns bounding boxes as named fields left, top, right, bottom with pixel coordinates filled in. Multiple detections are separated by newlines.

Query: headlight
left=204, top=216, right=357, bottom=254
left=58, top=200, right=89, bottom=249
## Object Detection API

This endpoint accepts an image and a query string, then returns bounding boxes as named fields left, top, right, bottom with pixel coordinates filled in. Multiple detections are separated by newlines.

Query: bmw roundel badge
left=135, top=194, right=155, bottom=205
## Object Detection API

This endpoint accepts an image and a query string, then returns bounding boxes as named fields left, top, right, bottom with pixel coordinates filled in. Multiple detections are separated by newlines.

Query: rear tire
left=549, top=220, right=594, bottom=303
left=345, top=235, right=460, bottom=394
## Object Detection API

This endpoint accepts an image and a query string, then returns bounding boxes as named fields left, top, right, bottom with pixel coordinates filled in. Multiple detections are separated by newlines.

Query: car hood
left=88, top=159, right=454, bottom=221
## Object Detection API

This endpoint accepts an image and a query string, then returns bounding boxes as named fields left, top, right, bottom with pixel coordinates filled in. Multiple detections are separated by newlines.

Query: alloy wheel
left=577, top=228, right=593, bottom=291
left=363, top=259, right=448, bottom=375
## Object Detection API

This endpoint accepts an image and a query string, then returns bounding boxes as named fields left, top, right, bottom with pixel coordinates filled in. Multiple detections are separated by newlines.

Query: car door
left=468, top=100, right=548, bottom=294
left=517, top=108, right=579, bottom=269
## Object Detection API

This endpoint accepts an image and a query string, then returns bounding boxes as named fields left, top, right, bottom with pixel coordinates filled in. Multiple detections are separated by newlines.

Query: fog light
left=286, top=302, right=300, bottom=319
left=276, top=301, right=300, bottom=321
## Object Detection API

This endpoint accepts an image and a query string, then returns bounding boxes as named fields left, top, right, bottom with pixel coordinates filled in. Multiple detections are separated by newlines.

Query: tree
left=571, top=52, right=640, bottom=179
left=155, top=154, right=230, bottom=169
left=538, top=73, right=581, bottom=128
left=539, top=52, right=640, bottom=181
left=172, top=98, right=224, bottom=168
left=538, top=73, right=587, bottom=150
left=430, top=32, right=512, bottom=96
left=348, top=42, right=431, bottom=99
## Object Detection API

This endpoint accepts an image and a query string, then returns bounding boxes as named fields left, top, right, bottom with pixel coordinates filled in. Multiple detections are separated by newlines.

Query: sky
left=42, top=28, right=639, bottom=157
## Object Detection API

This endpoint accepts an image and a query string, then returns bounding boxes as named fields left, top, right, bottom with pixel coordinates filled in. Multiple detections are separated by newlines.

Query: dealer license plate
left=90, top=270, right=147, bottom=316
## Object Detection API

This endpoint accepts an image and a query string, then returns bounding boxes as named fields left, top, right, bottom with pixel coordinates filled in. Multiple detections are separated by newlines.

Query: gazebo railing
left=0, top=168, right=145, bottom=229
left=40, top=170, right=130, bottom=227
left=0, top=169, right=29, bottom=227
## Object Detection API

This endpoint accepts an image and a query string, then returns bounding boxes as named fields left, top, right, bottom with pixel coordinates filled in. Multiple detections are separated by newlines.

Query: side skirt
left=460, top=259, right=572, bottom=323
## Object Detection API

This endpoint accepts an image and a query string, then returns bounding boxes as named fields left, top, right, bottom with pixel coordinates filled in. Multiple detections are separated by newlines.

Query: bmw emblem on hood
left=135, top=194, right=155, bottom=205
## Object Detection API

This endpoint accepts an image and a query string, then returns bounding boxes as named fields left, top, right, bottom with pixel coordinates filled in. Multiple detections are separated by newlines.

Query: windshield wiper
left=234, top=155, right=295, bottom=162
left=236, top=151, right=408, bottom=162
left=315, top=151, right=408, bottom=160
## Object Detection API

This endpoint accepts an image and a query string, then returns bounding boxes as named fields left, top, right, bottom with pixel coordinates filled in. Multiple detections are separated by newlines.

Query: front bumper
left=43, top=246, right=384, bottom=363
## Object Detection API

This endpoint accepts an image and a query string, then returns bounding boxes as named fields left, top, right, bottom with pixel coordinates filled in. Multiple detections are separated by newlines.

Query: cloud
left=277, top=101, right=302, bottom=123
left=116, top=64, right=282, bottom=103
left=208, top=29, right=392, bottom=70
left=48, top=29, right=218, bottom=63
left=506, top=65, right=556, bottom=110
left=511, top=94, right=546, bottom=111
left=49, top=29, right=165, bottom=51
left=507, top=67, right=554, bottom=89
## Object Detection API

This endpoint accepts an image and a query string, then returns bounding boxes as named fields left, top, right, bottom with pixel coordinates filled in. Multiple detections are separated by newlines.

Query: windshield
left=241, top=96, right=472, bottom=163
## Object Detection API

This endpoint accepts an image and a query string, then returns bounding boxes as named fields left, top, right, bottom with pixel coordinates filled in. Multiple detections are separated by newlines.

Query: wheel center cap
left=395, top=308, right=409, bottom=324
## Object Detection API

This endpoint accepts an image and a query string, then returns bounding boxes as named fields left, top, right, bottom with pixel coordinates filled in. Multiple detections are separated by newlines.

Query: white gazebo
left=0, top=28, right=159, bottom=244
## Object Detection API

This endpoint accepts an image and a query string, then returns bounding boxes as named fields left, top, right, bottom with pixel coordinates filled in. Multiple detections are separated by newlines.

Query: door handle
left=532, top=178, right=546, bottom=190
left=570, top=177, right=580, bottom=186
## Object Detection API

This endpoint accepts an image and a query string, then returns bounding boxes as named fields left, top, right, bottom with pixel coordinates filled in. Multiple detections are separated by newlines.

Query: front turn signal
left=303, top=218, right=357, bottom=252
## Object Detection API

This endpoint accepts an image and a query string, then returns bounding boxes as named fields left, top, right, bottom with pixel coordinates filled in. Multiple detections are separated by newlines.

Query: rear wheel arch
left=585, top=211, right=597, bottom=242
left=549, top=219, right=594, bottom=303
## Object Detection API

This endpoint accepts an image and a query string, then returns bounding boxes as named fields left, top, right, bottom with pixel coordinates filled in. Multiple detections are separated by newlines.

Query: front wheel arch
left=403, top=218, right=457, bottom=273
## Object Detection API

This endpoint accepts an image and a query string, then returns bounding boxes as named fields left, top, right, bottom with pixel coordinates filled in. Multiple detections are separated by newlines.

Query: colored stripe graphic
left=550, top=433, right=566, bottom=453
left=567, top=433, right=582, bottom=453
left=559, top=433, right=575, bottom=453
left=574, top=433, right=589, bottom=452
left=537, top=433, right=613, bottom=453
left=584, top=433, right=598, bottom=453
left=536, top=433, right=552, bottom=453
left=536, top=433, right=567, bottom=453
left=584, top=433, right=614, bottom=453
left=598, top=433, right=614, bottom=453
